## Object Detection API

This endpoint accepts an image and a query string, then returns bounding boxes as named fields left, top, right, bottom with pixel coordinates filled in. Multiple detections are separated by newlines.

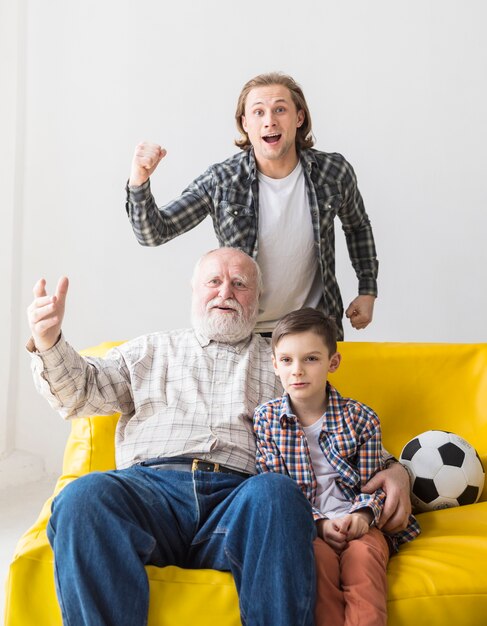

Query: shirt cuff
left=26, top=333, right=69, bottom=368
left=358, top=278, right=378, bottom=297
left=125, top=178, right=151, bottom=202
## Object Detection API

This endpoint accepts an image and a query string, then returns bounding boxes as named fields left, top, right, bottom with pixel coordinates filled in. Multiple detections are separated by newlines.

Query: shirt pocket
left=315, top=180, right=343, bottom=221
left=214, top=201, right=256, bottom=249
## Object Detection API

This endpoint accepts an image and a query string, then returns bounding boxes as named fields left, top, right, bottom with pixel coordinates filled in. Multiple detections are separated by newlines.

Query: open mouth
left=262, top=133, right=281, bottom=144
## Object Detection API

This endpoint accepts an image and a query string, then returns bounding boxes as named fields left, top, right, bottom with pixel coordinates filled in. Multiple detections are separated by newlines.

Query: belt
left=140, top=457, right=251, bottom=480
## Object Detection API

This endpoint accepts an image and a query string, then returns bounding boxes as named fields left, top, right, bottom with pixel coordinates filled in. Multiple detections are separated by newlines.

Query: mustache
left=206, top=297, right=243, bottom=314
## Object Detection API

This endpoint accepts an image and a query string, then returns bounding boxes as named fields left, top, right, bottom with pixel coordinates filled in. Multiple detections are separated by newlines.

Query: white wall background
left=1, top=0, right=487, bottom=476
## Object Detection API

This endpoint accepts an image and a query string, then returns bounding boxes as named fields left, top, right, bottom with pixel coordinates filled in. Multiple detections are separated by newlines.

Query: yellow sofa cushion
left=5, top=341, right=487, bottom=626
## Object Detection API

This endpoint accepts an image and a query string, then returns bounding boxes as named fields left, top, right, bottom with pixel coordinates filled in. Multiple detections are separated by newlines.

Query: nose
left=218, top=280, right=233, bottom=300
left=264, top=110, right=276, bottom=127
left=291, top=362, right=303, bottom=377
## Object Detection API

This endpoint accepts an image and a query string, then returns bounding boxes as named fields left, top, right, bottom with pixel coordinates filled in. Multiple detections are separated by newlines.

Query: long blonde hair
left=235, top=72, right=314, bottom=151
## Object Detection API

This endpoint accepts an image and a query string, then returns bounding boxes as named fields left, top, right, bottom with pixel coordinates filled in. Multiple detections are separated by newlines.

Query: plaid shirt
left=253, top=383, right=420, bottom=551
left=125, top=148, right=378, bottom=339
left=30, top=330, right=281, bottom=473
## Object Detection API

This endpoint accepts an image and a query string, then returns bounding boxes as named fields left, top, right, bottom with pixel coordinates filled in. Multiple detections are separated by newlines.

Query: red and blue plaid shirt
left=253, top=382, right=420, bottom=551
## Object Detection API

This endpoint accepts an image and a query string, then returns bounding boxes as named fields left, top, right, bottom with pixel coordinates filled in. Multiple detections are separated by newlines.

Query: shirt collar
left=247, top=147, right=315, bottom=179
left=193, top=327, right=254, bottom=354
left=278, top=392, right=295, bottom=425
left=278, top=382, right=344, bottom=432
left=298, top=148, right=318, bottom=173
left=247, top=148, right=258, bottom=180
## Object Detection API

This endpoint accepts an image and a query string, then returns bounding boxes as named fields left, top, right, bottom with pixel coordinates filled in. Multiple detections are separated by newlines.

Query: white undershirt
left=255, top=162, right=322, bottom=332
left=302, top=417, right=351, bottom=519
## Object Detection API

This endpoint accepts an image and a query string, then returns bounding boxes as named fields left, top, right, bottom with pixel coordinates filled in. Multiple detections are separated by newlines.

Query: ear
left=272, top=354, right=280, bottom=377
left=241, top=115, right=248, bottom=132
left=296, top=109, right=305, bottom=128
left=328, top=352, right=341, bottom=373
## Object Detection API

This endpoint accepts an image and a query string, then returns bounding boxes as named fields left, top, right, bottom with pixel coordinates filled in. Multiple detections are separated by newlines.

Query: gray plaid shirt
left=125, top=148, right=378, bottom=339
left=30, top=330, right=281, bottom=472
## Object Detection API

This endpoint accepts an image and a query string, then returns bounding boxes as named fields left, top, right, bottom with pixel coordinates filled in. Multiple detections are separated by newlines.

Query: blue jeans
left=47, top=465, right=316, bottom=626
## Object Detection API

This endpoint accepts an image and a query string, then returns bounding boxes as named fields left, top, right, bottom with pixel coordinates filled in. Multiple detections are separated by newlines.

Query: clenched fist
left=129, top=141, right=167, bottom=187
left=345, top=294, right=376, bottom=330
left=27, top=277, right=69, bottom=352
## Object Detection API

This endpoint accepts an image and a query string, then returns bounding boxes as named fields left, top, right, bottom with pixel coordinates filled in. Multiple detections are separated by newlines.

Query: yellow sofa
left=5, top=341, right=487, bottom=625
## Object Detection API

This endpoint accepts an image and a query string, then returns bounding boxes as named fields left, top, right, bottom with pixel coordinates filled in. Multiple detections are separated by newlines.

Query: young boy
left=253, top=308, right=420, bottom=626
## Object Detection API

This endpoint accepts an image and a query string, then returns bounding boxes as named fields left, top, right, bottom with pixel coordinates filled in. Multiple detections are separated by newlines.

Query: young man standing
left=125, top=72, right=378, bottom=340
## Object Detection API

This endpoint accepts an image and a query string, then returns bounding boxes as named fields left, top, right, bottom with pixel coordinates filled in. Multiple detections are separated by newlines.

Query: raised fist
left=129, top=141, right=167, bottom=187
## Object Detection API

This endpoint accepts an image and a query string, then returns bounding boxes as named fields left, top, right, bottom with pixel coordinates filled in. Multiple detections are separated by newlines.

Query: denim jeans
left=47, top=465, right=316, bottom=626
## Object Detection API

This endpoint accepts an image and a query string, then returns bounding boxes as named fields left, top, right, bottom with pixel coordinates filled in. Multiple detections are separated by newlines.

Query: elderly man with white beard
left=27, top=247, right=411, bottom=626
left=26, top=247, right=317, bottom=626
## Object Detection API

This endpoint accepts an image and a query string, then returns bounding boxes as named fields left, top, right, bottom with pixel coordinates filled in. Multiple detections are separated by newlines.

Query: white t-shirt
left=255, top=162, right=322, bottom=332
left=302, top=417, right=351, bottom=519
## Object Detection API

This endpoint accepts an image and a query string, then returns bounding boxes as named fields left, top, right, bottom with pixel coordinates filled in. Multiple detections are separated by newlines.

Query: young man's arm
left=125, top=142, right=213, bottom=247
left=337, top=158, right=378, bottom=329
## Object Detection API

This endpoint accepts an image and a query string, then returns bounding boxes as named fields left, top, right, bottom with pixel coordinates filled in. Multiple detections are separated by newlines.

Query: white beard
left=192, top=298, right=258, bottom=344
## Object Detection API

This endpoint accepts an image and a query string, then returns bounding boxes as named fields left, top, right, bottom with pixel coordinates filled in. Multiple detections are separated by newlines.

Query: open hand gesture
left=27, top=277, right=69, bottom=352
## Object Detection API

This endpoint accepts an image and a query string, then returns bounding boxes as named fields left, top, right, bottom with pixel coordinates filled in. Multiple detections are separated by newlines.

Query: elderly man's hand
left=27, top=277, right=69, bottom=352
left=129, top=141, right=167, bottom=187
left=362, top=462, right=412, bottom=533
left=345, top=294, right=376, bottom=330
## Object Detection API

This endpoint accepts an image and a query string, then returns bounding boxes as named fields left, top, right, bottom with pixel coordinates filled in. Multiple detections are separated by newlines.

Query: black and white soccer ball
left=399, top=430, right=485, bottom=512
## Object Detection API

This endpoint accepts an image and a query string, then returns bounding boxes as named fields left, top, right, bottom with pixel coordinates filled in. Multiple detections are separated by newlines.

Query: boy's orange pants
left=314, top=527, right=390, bottom=626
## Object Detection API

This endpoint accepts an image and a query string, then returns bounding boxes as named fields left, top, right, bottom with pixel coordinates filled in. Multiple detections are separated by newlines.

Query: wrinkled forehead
left=197, top=251, right=257, bottom=285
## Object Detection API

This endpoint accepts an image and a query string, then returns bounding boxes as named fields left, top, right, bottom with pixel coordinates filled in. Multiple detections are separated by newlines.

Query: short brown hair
left=272, top=308, right=338, bottom=356
left=235, top=72, right=314, bottom=151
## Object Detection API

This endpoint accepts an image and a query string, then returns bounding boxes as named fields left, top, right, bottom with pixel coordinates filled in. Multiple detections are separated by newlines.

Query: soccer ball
left=399, top=430, right=485, bottom=512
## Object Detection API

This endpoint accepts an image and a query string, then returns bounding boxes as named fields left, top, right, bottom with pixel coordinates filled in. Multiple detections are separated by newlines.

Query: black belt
left=140, top=457, right=251, bottom=480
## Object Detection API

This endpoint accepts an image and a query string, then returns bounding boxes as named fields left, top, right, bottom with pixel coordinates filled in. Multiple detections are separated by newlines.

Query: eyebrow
left=249, top=98, right=288, bottom=107
left=276, top=350, right=324, bottom=356
left=232, top=273, right=250, bottom=285
left=205, top=273, right=250, bottom=284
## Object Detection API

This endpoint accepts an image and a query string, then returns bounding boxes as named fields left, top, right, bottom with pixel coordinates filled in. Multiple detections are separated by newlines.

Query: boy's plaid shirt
left=253, top=383, right=420, bottom=551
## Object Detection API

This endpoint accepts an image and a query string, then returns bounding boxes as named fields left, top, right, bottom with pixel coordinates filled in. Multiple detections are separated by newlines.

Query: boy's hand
left=317, top=511, right=372, bottom=552
left=316, top=518, right=348, bottom=553
left=344, top=510, right=372, bottom=540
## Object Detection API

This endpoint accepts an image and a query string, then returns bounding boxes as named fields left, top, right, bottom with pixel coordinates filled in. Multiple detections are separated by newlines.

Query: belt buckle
left=192, top=459, right=220, bottom=472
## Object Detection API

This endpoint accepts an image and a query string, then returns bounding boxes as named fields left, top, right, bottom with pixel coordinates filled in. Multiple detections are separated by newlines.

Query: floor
left=1, top=475, right=57, bottom=619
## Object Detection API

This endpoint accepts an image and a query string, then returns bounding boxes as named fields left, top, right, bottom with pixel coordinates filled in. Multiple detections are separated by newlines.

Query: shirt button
left=327, top=204, right=332, bottom=209
left=234, top=210, right=238, bottom=215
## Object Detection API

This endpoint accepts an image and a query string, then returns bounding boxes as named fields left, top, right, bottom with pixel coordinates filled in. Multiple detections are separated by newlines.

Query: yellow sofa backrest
left=62, top=341, right=487, bottom=502
left=332, top=342, right=487, bottom=500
